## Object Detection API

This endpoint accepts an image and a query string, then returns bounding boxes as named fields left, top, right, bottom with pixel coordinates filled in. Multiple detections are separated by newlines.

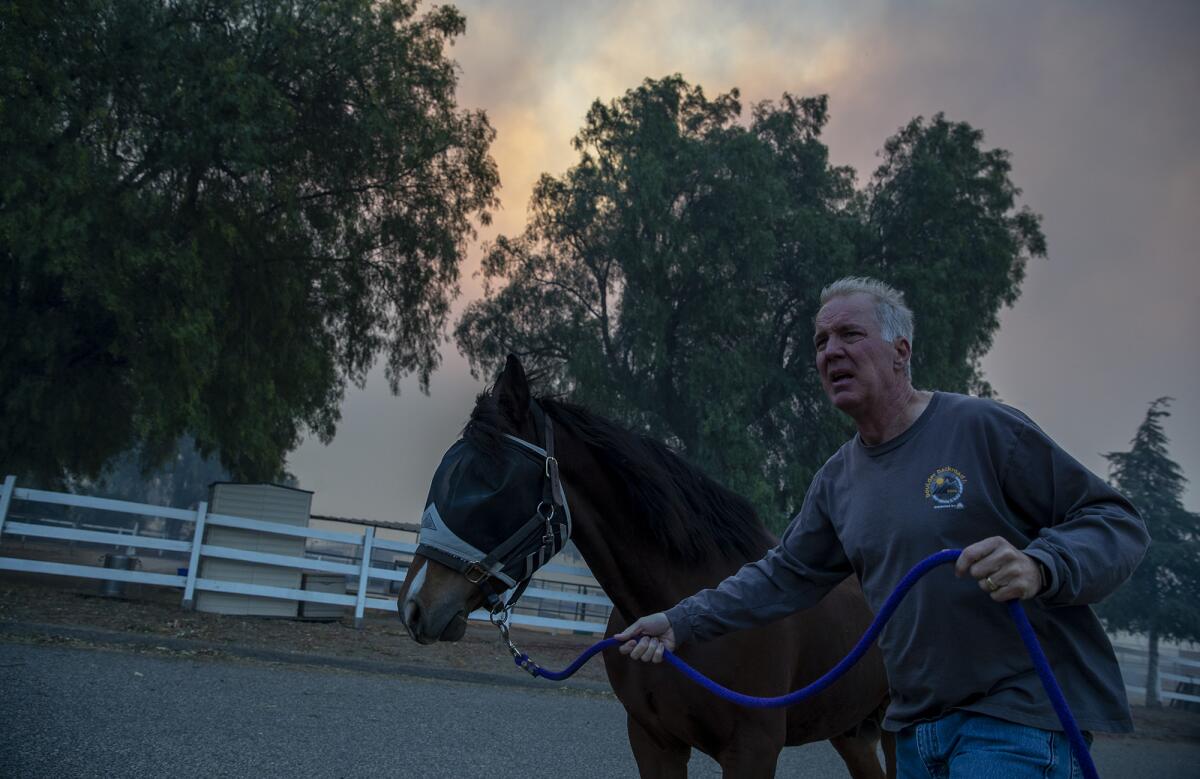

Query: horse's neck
left=557, top=435, right=762, bottom=624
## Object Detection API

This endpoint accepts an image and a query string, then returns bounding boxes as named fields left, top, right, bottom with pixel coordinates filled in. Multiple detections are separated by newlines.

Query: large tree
left=456, top=76, right=1045, bottom=529
left=1, top=0, right=498, bottom=483
left=1098, top=398, right=1200, bottom=707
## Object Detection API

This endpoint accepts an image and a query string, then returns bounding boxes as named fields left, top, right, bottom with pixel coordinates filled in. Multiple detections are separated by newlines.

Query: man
left=615, top=276, right=1149, bottom=777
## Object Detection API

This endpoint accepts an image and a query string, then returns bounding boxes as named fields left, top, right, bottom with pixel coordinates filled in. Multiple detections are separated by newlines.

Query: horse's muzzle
left=402, top=598, right=468, bottom=644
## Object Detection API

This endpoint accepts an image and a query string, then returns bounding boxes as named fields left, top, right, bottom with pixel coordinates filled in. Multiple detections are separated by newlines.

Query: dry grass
left=0, top=572, right=610, bottom=683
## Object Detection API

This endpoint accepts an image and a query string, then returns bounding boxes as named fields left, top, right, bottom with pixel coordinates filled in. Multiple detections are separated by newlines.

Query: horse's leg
left=715, top=730, right=783, bottom=779
left=880, top=729, right=897, bottom=778
left=627, top=714, right=690, bottom=779
left=829, top=732, right=886, bottom=779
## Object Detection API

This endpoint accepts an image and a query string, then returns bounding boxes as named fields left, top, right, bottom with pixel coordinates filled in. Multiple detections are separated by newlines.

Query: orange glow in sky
left=289, top=1, right=1200, bottom=521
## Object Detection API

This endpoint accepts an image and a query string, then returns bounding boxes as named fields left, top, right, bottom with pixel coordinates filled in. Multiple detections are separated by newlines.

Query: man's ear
left=893, top=337, right=912, bottom=374
left=494, top=354, right=530, bottom=425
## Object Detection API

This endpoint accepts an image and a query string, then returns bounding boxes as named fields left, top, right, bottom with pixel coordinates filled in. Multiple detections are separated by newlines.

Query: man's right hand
left=613, top=612, right=677, bottom=663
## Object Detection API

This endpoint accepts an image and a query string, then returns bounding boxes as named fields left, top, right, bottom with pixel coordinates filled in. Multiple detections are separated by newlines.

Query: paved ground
left=2, top=643, right=1198, bottom=778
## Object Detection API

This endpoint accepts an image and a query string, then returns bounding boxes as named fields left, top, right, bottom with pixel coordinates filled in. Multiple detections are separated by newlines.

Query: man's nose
left=823, top=337, right=847, bottom=357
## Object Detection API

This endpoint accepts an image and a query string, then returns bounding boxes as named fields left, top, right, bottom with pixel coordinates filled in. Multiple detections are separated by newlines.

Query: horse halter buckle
left=464, top=562, right=489, bottom=584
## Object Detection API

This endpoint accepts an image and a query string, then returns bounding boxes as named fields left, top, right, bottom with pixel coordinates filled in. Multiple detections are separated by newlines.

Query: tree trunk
left=1145, top=625, right=1161, bottom=708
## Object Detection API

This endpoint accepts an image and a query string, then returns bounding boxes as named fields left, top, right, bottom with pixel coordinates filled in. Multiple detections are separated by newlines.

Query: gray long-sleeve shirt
left=665, top=392, right=1149, bottom=733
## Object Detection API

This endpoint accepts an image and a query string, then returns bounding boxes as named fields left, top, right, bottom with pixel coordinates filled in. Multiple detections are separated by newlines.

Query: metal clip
left=489, top=596, right=541, bottom=677
left=464, top=562, right=488, bottom=584
left=514, top=654, right=540, bottom=676
left=545, top=456, right=558, bottom=479
left=490, top=606, right=522, bottom=658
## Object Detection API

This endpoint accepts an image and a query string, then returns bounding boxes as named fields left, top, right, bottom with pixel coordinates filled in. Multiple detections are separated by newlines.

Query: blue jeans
left=896, top=711, right=1092, bottom=778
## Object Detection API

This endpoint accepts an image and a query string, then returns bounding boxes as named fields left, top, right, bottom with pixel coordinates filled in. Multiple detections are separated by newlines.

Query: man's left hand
left=954, top=537, right=1042, bottom=601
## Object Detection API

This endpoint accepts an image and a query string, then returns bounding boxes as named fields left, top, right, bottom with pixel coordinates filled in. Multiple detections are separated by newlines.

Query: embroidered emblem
left=924, top=467, right=966, bottom=510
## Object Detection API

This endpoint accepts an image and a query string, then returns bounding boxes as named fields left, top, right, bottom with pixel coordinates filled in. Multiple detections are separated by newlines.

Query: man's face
left=813, top=293, right=908, bottom=415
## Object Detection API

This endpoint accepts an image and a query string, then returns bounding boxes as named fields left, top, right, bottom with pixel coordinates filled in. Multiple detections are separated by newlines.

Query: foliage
left=1098, top=398, right=1200, bottom=647
left=456, top=76, right=1044, bottom=529
left=0, top=0, right=498, bottom=484
left=864, top=114, right=1046, bottom=396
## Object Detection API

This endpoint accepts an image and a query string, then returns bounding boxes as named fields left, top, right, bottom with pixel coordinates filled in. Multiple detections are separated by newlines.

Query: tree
left=0, top=0, right=499, bottom=484
left=1098, top=398, right=1200, bottom=707
left=865, top=115, right=1046, bottom=396
left=456, top=75, right=1044, bottom=529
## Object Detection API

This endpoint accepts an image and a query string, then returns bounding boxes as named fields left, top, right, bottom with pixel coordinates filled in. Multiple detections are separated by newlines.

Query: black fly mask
left=416, top=402, right=572, bottom=611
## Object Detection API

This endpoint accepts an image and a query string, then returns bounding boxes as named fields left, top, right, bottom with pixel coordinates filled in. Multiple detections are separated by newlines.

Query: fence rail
left=0, top=475, right=612, bottom=634
left=1111, top=642, right=1200, bottom=706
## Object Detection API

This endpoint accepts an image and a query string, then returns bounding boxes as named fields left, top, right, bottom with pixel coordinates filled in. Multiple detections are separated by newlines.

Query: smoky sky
left=288, top=0, right=1200, bottom=522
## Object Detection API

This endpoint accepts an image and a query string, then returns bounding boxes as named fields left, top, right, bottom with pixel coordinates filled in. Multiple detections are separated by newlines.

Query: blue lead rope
left=512, top=549, right=1100, bottom=779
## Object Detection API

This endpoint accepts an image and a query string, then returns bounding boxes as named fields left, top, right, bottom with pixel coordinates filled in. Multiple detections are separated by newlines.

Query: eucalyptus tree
left=457, top=75, right=1044, bottom=529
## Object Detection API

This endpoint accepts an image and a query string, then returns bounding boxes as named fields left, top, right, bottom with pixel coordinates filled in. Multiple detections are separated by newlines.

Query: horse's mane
left=463, top=390, right=773, bottom=563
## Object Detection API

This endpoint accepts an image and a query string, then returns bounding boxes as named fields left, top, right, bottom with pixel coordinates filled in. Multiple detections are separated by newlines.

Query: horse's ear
left=494, top=354, right=530, bottom=425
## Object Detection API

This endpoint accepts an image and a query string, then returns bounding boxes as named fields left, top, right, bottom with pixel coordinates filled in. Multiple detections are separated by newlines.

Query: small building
left=195, top=482, right=313, bottom=617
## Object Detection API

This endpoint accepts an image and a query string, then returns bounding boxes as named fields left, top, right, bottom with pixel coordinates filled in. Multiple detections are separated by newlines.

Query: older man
left=615, top=276, right=1149, bottom=778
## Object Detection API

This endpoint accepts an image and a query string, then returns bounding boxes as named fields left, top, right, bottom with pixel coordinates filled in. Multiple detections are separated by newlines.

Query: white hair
left=819, top=276, right=914, bottom=378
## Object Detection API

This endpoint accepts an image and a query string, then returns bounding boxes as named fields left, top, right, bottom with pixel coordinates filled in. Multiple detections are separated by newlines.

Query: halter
left=415, top=401, right=573, bottom=615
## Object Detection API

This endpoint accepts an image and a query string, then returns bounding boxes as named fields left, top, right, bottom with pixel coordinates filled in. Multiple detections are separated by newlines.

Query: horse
left=398, top=355, right=894, bottom=778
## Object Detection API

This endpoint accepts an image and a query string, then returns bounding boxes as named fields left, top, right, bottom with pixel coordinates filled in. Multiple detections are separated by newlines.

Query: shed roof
left=208, top=481, right=313, bottom=495
left=310, top=513, right=419, bottom=534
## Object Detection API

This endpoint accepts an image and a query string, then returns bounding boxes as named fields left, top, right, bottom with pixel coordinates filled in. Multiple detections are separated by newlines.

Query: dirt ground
left=0, top=573, right=611, bottom=684
left=2, top=572, right=1197, bottom=743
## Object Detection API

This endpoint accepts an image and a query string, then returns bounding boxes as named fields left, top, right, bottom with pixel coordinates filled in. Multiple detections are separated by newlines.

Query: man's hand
left=954, top=536, right=1043, bottom=602
left=613, top=613, right=677, bottom=663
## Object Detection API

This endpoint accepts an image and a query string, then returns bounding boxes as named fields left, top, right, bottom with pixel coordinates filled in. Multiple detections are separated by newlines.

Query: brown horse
left=398, top=356, right=893, bottom=778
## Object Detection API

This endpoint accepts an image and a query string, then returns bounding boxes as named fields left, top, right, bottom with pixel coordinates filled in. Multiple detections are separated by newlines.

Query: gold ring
left=985, top=576, right=1000, bottom=592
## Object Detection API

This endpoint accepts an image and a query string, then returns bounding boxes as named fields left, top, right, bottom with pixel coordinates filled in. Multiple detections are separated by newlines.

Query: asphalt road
left=1, top=643, right=1196, bottom=778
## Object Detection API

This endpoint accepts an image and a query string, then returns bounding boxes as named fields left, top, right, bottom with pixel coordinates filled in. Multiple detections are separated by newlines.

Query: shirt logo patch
left=924, top=467, right=967, bottom=510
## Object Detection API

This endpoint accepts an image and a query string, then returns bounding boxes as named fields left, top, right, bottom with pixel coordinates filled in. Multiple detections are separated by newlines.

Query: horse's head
left=398, top=354, right=571, bottom=644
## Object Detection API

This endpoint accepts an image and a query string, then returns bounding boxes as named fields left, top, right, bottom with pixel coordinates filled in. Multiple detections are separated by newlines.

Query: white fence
left=0, top=475, right=612, bottom=634
left=1111, top=642, right=1200, bottom=707
left=9, top=473, right=1190, bottom=708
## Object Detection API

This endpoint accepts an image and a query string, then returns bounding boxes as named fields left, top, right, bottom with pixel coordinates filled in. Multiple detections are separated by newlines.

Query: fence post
left=181, top=501, right=208, bottom=610
left=354, top=526, right=376, bottom=629
left=0, top=475, right=15, bottom=544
